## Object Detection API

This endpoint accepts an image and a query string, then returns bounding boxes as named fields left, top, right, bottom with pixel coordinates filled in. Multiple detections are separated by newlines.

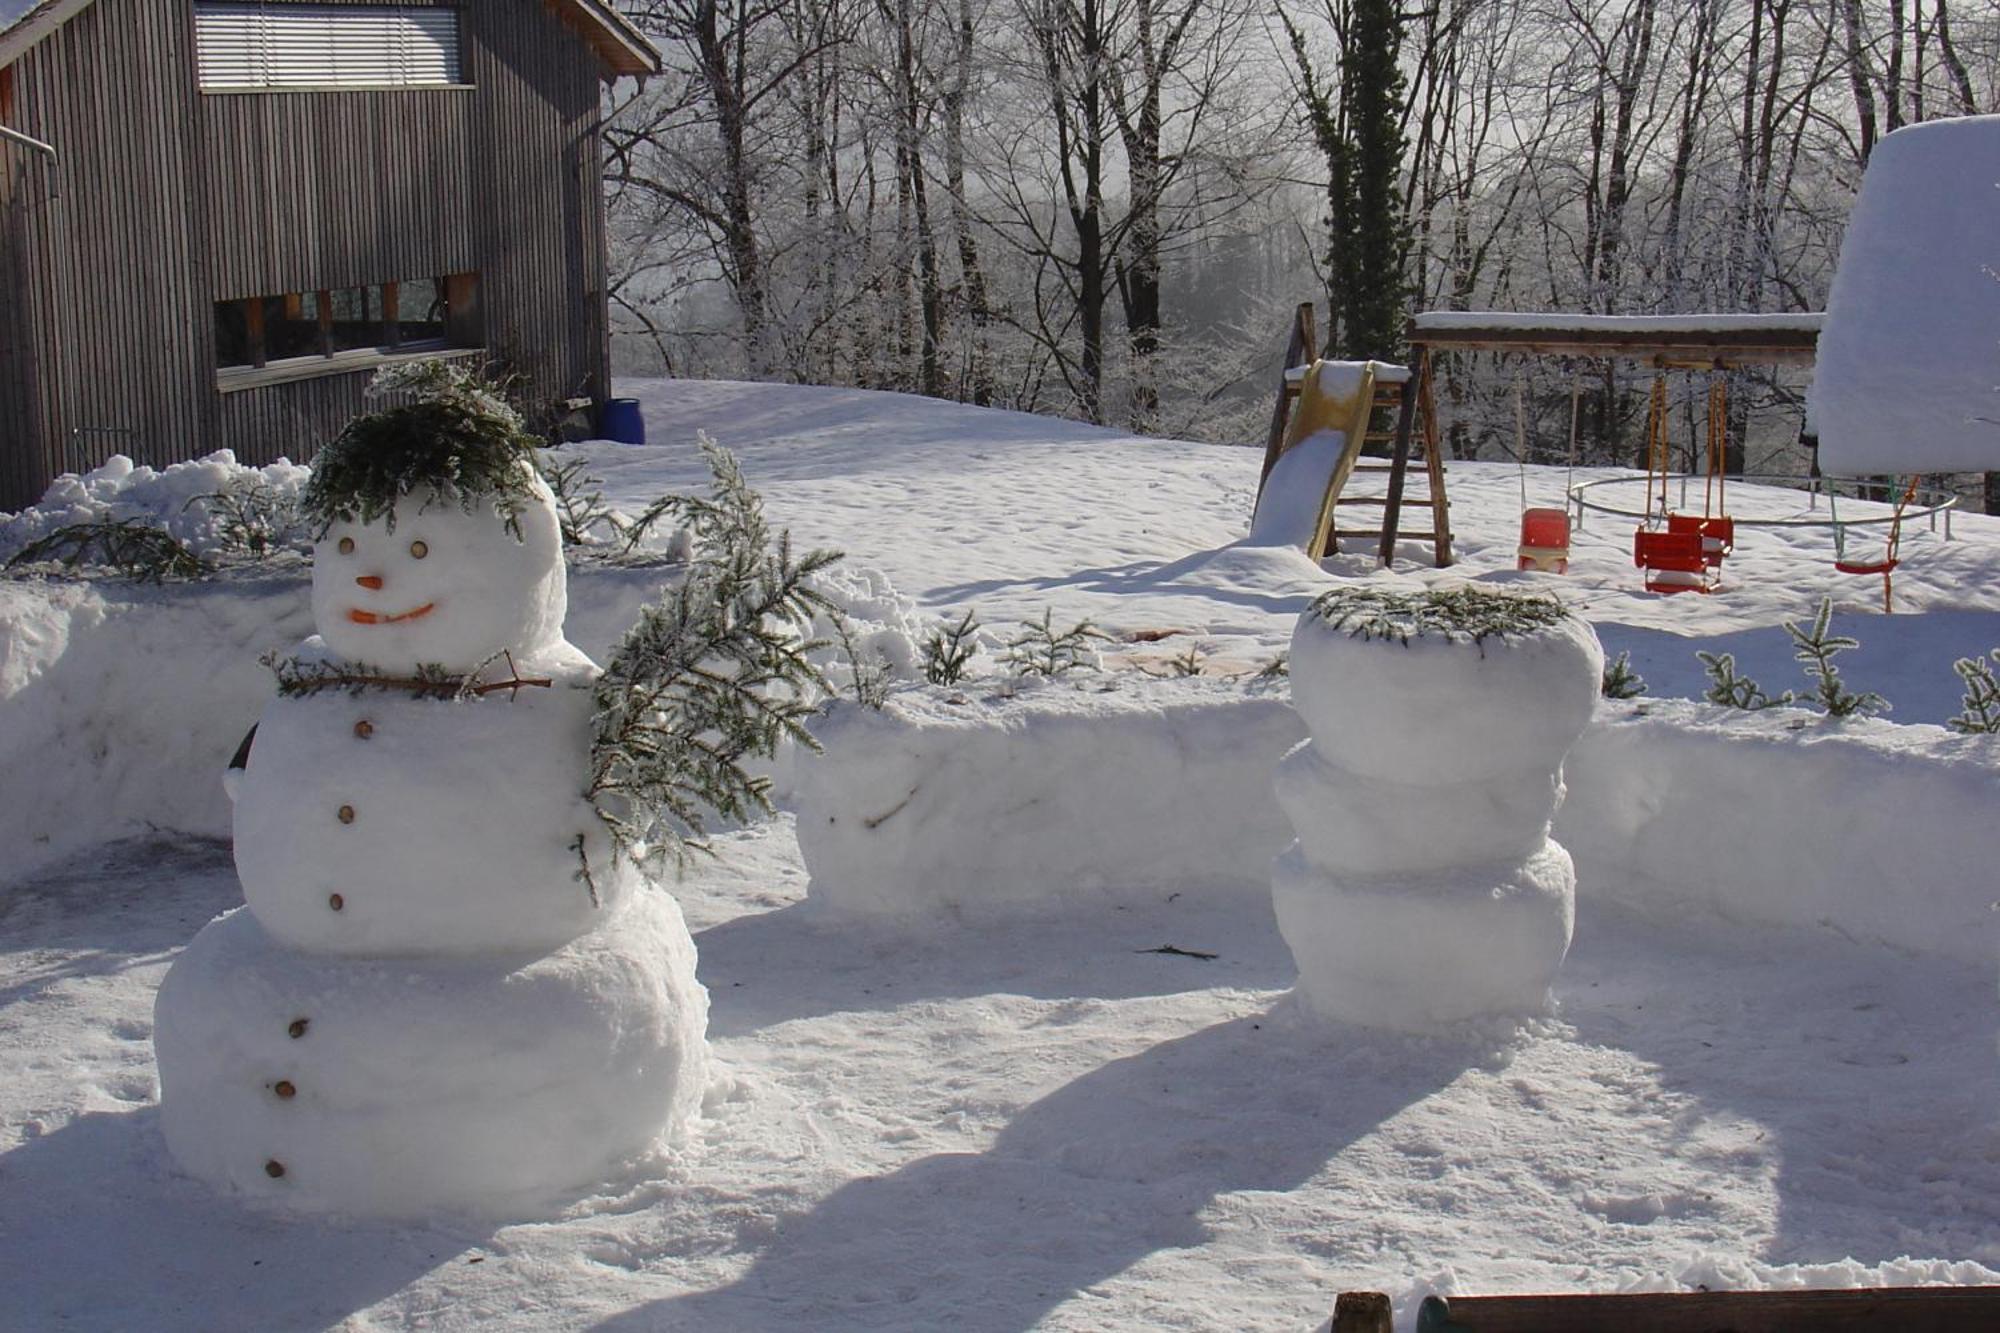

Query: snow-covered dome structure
left=1809, top=115, right=2000, bottom=476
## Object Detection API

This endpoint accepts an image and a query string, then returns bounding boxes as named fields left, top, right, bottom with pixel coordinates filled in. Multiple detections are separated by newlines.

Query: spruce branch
left=1784, top=597, right=1887, bottom=719
left=1697, top=651, right=1792, bottom=711
left=1601, top=650, right=1648, bottom=699
left=263, top=650, right=551, bottom=700
left=1949, top=650, right=2000, bottom=734
left=4, top=519, right=205, bottom=582
left=921, top=608, right=982, bottom=685
left=1005, top=608, right=1108, bottom=677
left=588, top=436, right=842, bottom=870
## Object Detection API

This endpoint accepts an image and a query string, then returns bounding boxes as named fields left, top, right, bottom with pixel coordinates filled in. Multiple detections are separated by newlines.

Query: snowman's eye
left=337, top=537, right=355, bottom=555
left=409, top=540, right=429, bottom=559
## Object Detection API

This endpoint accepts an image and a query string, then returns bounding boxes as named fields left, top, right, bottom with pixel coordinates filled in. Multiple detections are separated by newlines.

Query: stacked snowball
left=154, top=467, right=708, bottom=1218
left=1272, top=588, right=1603, bottom=1032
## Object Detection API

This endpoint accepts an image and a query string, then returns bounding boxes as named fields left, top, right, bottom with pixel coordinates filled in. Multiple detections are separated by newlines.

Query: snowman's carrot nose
left=356, top=575, right=384, bottom=590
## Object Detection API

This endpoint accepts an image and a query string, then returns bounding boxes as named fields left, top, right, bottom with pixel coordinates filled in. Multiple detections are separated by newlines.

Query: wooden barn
left=0, top=0, right=657, bottom=509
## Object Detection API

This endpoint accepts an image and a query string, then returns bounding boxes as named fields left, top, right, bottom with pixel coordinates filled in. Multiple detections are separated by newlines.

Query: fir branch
left=1949, top=650, right=2000, bottom=735
left=1696, top=651, right=1792, bottom=711
left=4, top=519, right=205, bottom=582
left=921, top=608, right=982, bottom=685
left=1005, top=608, right=1108, bottom=677
left=1310, top=586, right=1568, bottom=649
left=588, top=436, right=843, bottom=870
left=1784, top=597, right=1887, bottom=719
left=1601, top=650, right=1648, bottom=699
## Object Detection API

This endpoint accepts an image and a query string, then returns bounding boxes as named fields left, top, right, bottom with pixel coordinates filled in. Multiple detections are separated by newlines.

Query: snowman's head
left=301, top=398, right=567, bottom=673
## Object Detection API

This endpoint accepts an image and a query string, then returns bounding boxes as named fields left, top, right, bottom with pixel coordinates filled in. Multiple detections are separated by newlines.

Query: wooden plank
left=1376, top=369, right=1418, bottom=565
left=1405, top=322, right=1818, bottom=368
left=1414, top=1286, right=2000, bottom=1333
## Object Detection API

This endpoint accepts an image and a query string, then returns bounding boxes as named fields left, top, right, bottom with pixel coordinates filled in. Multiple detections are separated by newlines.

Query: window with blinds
left=194, top=4, right=464, bottom=90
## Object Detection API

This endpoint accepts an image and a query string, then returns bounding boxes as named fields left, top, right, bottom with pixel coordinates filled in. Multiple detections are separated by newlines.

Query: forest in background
left=603, top=1, right=2000, bottom=483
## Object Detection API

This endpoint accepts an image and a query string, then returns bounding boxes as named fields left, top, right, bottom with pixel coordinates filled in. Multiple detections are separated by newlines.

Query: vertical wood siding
left=1, top=0, right=208, bottom=506
left=0, top=0, right=614, bottom=507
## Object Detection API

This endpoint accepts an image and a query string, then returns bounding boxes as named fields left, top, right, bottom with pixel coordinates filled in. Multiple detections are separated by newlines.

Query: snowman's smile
left=347, top=603, right=436, bottom=626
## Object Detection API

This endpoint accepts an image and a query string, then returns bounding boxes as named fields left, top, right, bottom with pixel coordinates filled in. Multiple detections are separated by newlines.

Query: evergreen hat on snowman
left=298, top=391, right=570, bottom=676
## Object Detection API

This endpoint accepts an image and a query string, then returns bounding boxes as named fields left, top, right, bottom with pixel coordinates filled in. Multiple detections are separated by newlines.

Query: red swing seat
left=1667, top=513, right=1734, bottom=567
left=1517, top=507, right=1572, bottom=573
left=1634, top=528, right=1711, bottom=594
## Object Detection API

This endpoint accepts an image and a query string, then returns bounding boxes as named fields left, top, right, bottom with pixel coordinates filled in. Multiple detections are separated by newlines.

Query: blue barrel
left=600, top=397, right=646, bottom=444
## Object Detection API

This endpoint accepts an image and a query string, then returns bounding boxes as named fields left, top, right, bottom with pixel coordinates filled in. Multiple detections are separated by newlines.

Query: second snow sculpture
left=1273, top=586, right=1602, bottom=1032
left=154, top=395, right=709, bottom=1218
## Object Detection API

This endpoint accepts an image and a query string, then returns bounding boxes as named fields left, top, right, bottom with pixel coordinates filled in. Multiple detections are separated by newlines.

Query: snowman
left=153, top=399, right=709, bottom=1218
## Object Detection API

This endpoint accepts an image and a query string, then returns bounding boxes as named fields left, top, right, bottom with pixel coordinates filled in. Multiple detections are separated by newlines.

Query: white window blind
left=195, top=4, right=462, bottom=89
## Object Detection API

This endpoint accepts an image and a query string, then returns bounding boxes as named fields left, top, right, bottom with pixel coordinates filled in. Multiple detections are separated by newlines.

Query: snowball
left=1288, top=598, right=1603, bottom=786
left=153, top=889, right=708, bottom=1220
left=1272, top=841, right=1576, bottom=1033
left=232, top=656, right=628, bottom=956
left=1810, top=115, right=2000, bottom=475
left=1274, top=740, right=1561, bottom=878
left=311, top=469, right=568, bottom=675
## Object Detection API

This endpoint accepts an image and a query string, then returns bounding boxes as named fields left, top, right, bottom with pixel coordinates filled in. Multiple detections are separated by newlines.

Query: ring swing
left=1514, top=368, right=1578, bottom=574
left=1830, top=475, right=1920, bottom=613
left=1632, top=370, right=1735, bottom=594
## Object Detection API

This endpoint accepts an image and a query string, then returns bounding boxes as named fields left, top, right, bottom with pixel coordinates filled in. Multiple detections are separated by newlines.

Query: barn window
left=193, top=4, right=464, bottom=91
left=215, top=274, right=480, bottom=387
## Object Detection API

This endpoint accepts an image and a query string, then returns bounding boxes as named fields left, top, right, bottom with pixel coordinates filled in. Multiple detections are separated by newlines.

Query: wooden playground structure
left=1257, top=304, right=1945, bottom=603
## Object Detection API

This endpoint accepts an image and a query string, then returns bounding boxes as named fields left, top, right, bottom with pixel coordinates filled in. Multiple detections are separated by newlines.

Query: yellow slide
left=1276, top=360, right=1378, bottom=560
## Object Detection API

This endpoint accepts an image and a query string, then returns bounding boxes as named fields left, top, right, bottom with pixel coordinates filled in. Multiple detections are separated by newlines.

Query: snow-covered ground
left=6, top=378, right=2000, bottom=1331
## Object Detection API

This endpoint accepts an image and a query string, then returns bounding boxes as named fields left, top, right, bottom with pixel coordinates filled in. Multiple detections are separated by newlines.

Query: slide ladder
left=1257, top=304, right=1452, bottom=567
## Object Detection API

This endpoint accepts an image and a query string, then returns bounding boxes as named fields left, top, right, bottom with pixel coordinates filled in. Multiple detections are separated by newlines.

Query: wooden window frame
left=215, top=273, right=482, bottom=393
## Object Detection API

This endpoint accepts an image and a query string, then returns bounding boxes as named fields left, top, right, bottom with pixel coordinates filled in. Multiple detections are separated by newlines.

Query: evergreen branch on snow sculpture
left=4, top=519, right=206, bottom=582
left=1948, top=650, right=2000, bottom=734
left=264, top=650, right=552, bottom=700
left=1696, top=651, right=1792, bottom=711
left=1601, top=650, right=1648, bottom=699
left=1784, top=597, right=1887, bottom=719
left=1310, top=586, right=1568, bottom=651
left=587, top=436, right=842, bottom=871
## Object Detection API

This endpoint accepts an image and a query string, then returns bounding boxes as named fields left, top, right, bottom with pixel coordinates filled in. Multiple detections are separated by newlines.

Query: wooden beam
left=1258, top=302, right=1317, bottom=493
left=1404, top=321, right=1819, bottom=368
left=1415, top=1286, right=2000, bottom=1333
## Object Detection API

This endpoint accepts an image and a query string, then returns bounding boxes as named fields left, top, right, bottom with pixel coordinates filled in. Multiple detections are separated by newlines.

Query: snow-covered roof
left=1413, top=311, right=1824, bottom=335
left=1810, top=115, right=2000, bottom=476
left=0, top=0, right=43, bottom=30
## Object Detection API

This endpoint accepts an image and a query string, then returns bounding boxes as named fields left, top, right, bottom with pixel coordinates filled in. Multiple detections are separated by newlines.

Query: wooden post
left=1258, top=301, right=1319, bottom=493
left=1333, top=1291, right=1393, bottom=1333
left=1376, top=352, right=1422, bottom=567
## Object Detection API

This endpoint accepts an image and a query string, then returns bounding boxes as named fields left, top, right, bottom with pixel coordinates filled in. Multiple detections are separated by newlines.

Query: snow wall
left=1809, top=114, right=2000, bottom=475
left=794, top=680, right=1303, bottom=918
left=794, top=686, right=2000, bottom=966
left=7, top=582, right=2000, bottom=967
left=0, top=567, right=679, bottom=880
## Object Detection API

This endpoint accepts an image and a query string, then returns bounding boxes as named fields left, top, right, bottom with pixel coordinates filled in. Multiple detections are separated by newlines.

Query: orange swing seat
left=1516, top=507, right=1572, bottom=573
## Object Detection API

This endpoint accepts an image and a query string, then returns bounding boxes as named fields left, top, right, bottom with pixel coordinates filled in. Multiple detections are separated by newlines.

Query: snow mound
left=153, top=889, right=708, bottom=1220
left=0, top=452, right=311, bottom=563
left=1810, top=115, right=2000, bottom=475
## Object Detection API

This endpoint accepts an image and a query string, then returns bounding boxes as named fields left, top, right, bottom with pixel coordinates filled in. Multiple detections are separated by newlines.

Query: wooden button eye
left=353, top=720, right=373, bottom=739
left=328, top=893, right=344, bottom=911
left=265, top=1160, right=286, bottom=1178
left=337, top=805, right=355, bottom=824
left=337, top=537, right=355, bottom=555
left=273, top=1080, right=297, bottom=1099
left=288, top=1018, right=309, bottom=1039
left=409, top=540, right=428, bottom=559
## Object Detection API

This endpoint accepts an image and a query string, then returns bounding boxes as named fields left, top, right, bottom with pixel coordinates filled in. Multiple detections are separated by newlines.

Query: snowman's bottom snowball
left=153, top=890, right=708, bottom=1220
left=1272, top=841, right=1575, bottom=1033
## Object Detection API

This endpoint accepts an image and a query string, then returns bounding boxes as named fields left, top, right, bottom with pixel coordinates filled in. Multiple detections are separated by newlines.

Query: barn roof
left=0, top=0, right=660, bottom=77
